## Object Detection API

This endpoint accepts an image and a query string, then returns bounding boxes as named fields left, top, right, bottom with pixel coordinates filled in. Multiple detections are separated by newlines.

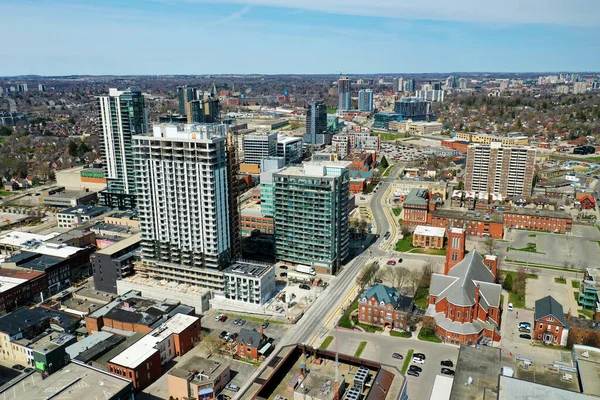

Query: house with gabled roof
left=426, top=228, right=502, bottom=345
left=358, top=284, right=415, bottom=331
left=236, top=328, right=269, bottom=361
left=534, top=295, right=568, bottom=346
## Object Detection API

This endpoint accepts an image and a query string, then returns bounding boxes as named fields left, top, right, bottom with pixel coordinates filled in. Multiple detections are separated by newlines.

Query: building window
left=539, top=323, right=543, bottom=330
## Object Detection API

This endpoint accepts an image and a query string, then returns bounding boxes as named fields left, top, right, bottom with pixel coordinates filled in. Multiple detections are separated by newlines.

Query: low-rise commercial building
left=412, top=226, right=446, bottom=249
left=57, top=205, right=109, bottom=228
left=441, top=139, right=470, bottom=154
left=0, top=269, right=47, bottom=313
left=32, top=332, right=77, bottom=374
left=358, top=284, right=415, bottom=331
left=239, top=207, right=274, bottom=235
left=168, top=356, right=231, bottom=400
left=40, top=188, right=98, bottom=208
left=455, top=132, right=529, bottom=146
left=403, top=188, right=431, bottom=226
left=104, top=211, right=140, bottom=228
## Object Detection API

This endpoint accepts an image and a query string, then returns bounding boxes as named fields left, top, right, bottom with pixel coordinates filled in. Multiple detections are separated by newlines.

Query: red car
left=220, top=315, right=228, bottom=322
left=387, top=260, right=397, bottom=266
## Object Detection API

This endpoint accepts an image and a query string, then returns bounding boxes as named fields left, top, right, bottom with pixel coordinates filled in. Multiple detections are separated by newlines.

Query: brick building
left=403, top=188, right=433, bottom=226
left=0, top=269, right=47, bottom=313
left=344, top=152, right=376, bottom=171
left=534, top=295, right=567, bottom=346
left=357, top=284, right=415, bottom=331
left=566, top=316, right=600, bottom=347
left=576, top=194, right=596, bottom=210
left=441, top=139, right=470, bottom=154
left=236, top=328, right=269, bottom=361
left=168, top=356, right=231, bottom=400
left=412, top=226, right=445, bottom=249
left=240, top=209, right=274, bottom=235
left=427, top=228, right=502, bottom=345
left=503, top=209, right=572, bottom=233
left=427, top=209, right=504, bottom=239
left=107, top=339, right=162, bottom=391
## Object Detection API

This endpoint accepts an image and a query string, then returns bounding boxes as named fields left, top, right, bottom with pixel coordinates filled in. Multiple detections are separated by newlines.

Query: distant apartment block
left=276, top=136, right=303, bottom=165
left=358, top=89, right=374, bottom=112
left=242, top=132, right=277, bottom=165
left=305, top=100, right=330, bottom=145
left=394, top=97, right=428, bottom=120
left=455, top=132, right=529, bottom=146
left=91, top=233, right=141, bottom=294
left=222, top=260, right=276, bottom=305
left=338, top=77, right=351, bottom=111
left=465, top=143, right=535, bottom=197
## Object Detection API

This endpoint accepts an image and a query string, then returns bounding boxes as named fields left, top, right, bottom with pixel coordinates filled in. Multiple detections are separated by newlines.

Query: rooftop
left=6, top=252, right=64, bottom=271
left=58, top=205, right=109, bottom=217
left=414, top=225, right=446, bottom=238
left=224, top=260, right=273, bottom=278
left=0, top=230, right=84, bottom=258
left=431, top=208, right=504, bottom=223
left=277, top=161, right=352, bottom=178
left=0, top=306, right=79, bottom=337
left=404, top=188, right=429, bottom=206
left=169, top=356, right=229, bottom=383
left=95, top=233, right=141, bottom=255
left=360, top=284, right=414, bottom=312
left=534, top=295, right=566, bottom=326
left=43, top=190, right=97, bottom=200
left=0, top=361, right=133, bottom=400
left=450, top=345, right=502, bottom=400
left=574, top=345, right=600, bottom=397
left=33, top=333, right=75, bottom=355
left=505, top=207, right=573, bottom=220
left=498, top=375, right=593, bottom=400
left=72, top=334, right=126, bottom=364
left=65, top=331, right=115, bottom=359
left=88, top=290, right=185, bottom=322
left=109, top=334, right=160, bottom=369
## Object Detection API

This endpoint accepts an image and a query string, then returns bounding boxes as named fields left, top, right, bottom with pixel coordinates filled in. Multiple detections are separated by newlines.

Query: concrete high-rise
left=465, top=142, right=535, bottom=197
left=393, top=77, right=404, bottom=92
left=98, top=88, right=148, bottom=210
left=358, top=89, right=374, bottom=112
left=273, top=161, right=350, bottom=274
left=338, top=77, right=351, bottom=111
left=187, top=98, right=220, bottom=124
left=394, top=97, right=428, bottom=120
left=304, top=100, right=330, bottom=145
left=177, top=86, right=197, bottom=115
left=134, top=123, right=233, bottom=290
left=277, top=136, right=303, bottom=165
left=242, top=132, right=277, bottom=165
left=403, top=79, right=415, bottom=92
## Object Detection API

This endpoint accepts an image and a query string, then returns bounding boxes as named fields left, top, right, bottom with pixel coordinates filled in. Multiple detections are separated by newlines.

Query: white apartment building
left=134, top=123, right=231, bottom=290
left=222, top=260, right=276, bottom=305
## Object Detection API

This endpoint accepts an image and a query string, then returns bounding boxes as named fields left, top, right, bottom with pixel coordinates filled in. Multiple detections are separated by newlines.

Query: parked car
left=11, top=365, right=24, bottom=371
left=217, top=395, right=231, bottom=400
left=407, top=370, right=420, bottom=377
left=233, top=318, right=241, bottom=325
left=398, top=258, right=403, bottom=263
left=220, top=315, right=228, bottom=322
left=441, top=368, right=455, bottom=376
left=219, top=331, right=228, bottom=339
left=215, top=314, right=224, bottom=321
left=238, top=319, right=246, bottom=326
left=412, top=357, right=425, bottom=364
left=408, top=365, right=422, bottom=373
left=518, top=322, right=531, bottom=328
left=392, top=353, right=403, bottom=360
left=280, top=266, right=288, bottom=270
left=261, top=321, right=270, bottom=329
left=519, top=327, right=531, bottom=333
left=374, top=279, right=383, bottom=284
left=226, top=383, right=240, bottom=392
left=507, top=303, right=514, bottom=311
left=387, top=260, right=397, bottom=266
left=299, top=284, right=311, bottom=290
left=413, top=353, right=426, bottom=360
left=23, top=368, right=33, bottom=373
left=440, top=360, right=454, bottom=368
left=280, top=272, right=288, bottom=277
left=520, top=334, right=532, bottom=340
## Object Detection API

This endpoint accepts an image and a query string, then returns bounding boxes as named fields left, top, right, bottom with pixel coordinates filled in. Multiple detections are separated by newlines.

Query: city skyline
left=1, top=0, right=600, bottom=76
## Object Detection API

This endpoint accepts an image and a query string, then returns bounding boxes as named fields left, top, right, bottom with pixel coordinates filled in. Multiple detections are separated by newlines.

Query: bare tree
left=394, top=267, right=411, bottom=293
left=400, top=225, right=411, bottom=238
left=356, top=262, right=380, bottom=290
left=419, top=261, right=437, bottom=288
left=480, top=237, right=497, bottom=255
left=408, top=270, right=422, bottom=297
left=200, top=334, right=223, bottom=357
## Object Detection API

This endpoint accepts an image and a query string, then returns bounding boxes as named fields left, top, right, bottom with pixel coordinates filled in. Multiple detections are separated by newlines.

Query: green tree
left=456, top=180, right=465, bottom=190
left=78, top=142, right=90, bottom=157
left=68, top=140, right=79, bottom=155
left=503, top=273, right=513, bottom=292
left=0, top=126, right=13, bottom=136
left=380, top=155, right=389, bottom=169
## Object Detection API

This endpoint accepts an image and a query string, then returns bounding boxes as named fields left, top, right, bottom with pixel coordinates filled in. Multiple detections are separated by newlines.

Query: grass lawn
left=504, top=259, right=578, bottom=273
left=395, top=236, right=413, bottom=252
left=319, top=336, right=334, bottom=350
left=502, top=270, right=538, bottom=281
left=509, top=291, right=526, bottom=309
left=508, top=242, right=544, bottom=254
left=379, top=132, right=403, bottom=141
left=327, top=108, right=337, bottom=114
left=585, top=156, right=600, bottom=162
left=528, top=234, right=537, bottom=237
left=572, top=280, right=580, bottom=289
left=224, top=313, right=285, bottom=324
left=590, top=240, right=600, bottom=247
left=414, top=287, right=429, bottom=309
left=401, top=350, right=414, bottom=374
left=390, top=330, right=412, bottom=338
left=392, top=208, right=402, bottom=216
left=383, top=166, right=395, bottom=177
left=357, top=322, right=384, bottom=333
left=555, top=277, right=567, bottom=284
left=580, top=309, right=594, bottom=319
left=574, top=292, right=580, bottom=301
left=403, top=137, right=420, bottom=141
left=418, top=328, right=442, bottom=343
left=338, top=299, right=358, bottom=329
left=412, top=248, right=446, bottom=256
left=0, top=190, right=13, bottom=197
left=355, top=341, right=368, bottom=358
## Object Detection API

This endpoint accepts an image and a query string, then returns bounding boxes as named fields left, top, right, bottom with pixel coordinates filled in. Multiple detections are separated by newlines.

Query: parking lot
left=380, top=143, right=431, bottom=164
left=202, top=309, right=291, bottom=346
left=328, top=329, right=459, bottom=400
left=505, top=229, right=600, bottom=268
left=525, top=274, right=579, bottom=312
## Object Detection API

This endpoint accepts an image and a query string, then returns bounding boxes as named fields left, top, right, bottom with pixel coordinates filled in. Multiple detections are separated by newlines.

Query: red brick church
left=427, top=228, right=502, bottom=345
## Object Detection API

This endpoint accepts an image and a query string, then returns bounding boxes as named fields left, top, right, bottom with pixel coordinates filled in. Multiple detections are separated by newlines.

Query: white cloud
left=180, top=0, right=600, bottom=27
left=217, top=5, right=251, bottom=23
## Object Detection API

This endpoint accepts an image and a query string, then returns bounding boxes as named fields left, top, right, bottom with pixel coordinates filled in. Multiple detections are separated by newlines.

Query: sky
left=1, top=0, right=600, bottom=76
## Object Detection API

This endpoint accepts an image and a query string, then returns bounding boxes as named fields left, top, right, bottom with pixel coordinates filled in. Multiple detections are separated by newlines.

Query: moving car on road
left=226, top=383, right=240, bottom=392
left=387, top=260, right=396, bottom=265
